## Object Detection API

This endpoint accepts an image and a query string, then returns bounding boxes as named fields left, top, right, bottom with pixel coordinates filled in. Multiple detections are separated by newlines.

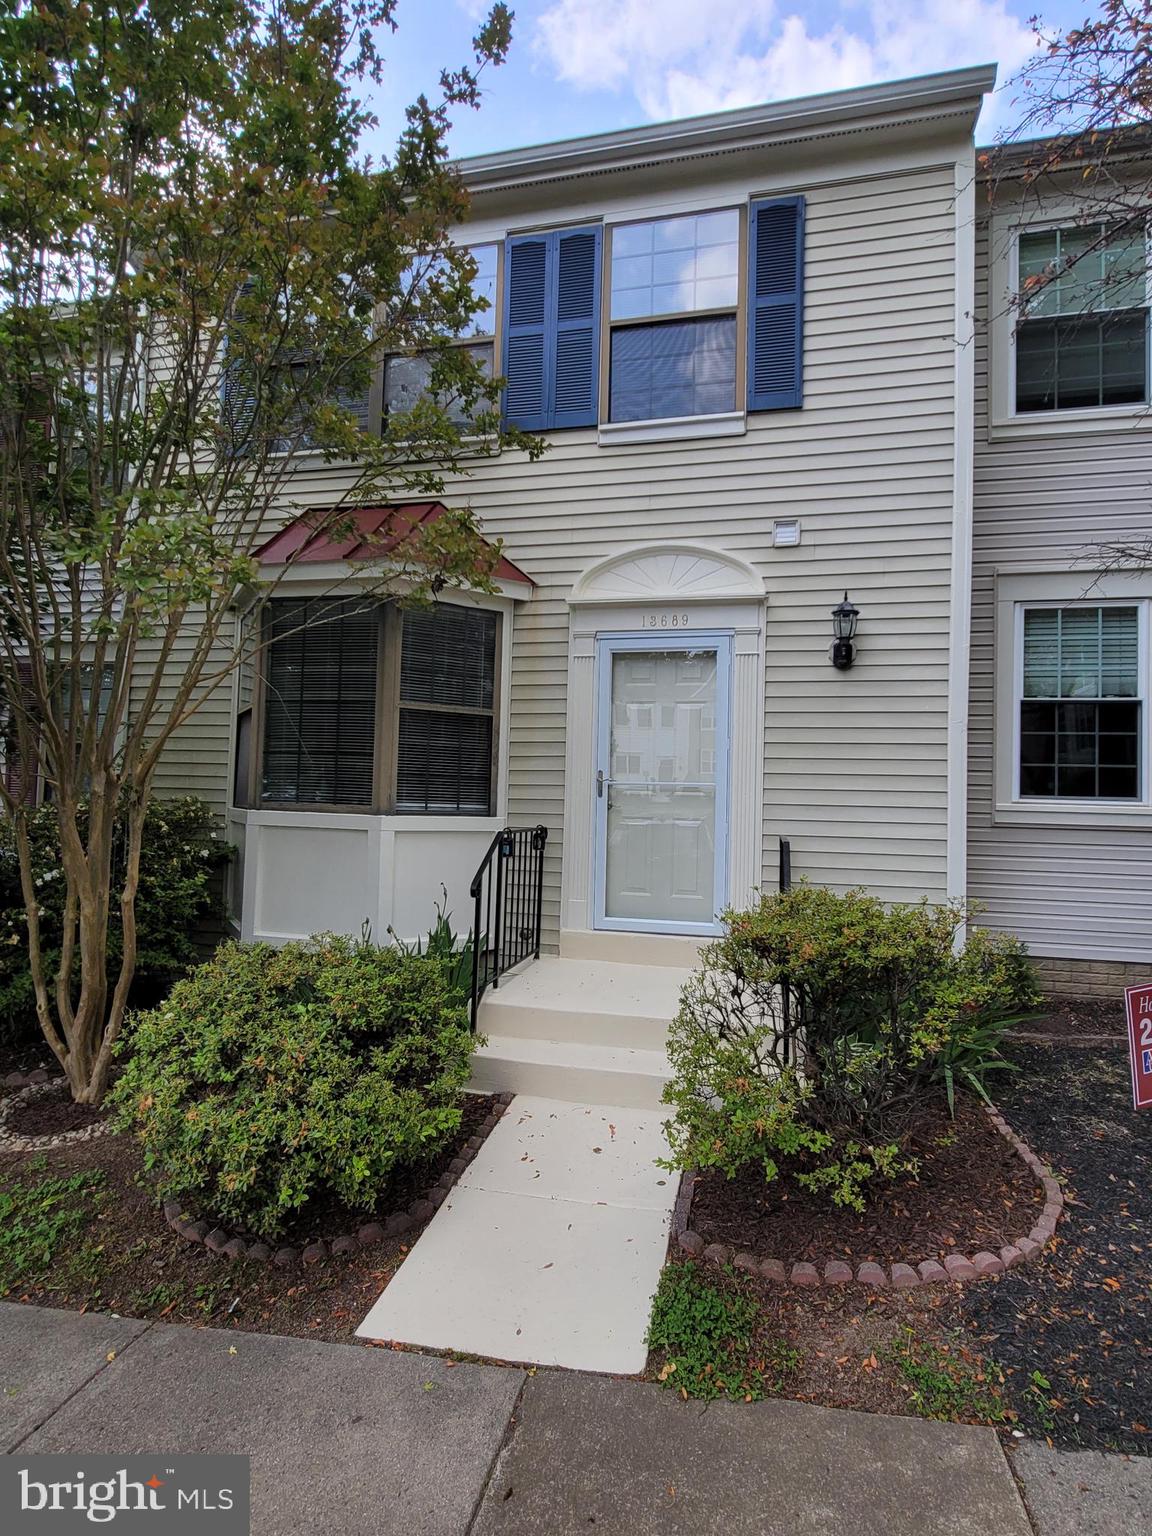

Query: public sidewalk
left=3, top=1302, right=1150, bottom=1536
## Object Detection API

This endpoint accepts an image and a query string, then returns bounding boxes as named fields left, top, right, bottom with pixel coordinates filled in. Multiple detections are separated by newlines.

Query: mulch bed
left=955, top=1035, right=1152, bottom=1454
left=659, top=1009, right=1152, bottom=1453
left=0, top=1094, right=501, bottom=1341
left=689, top=1098, right=1044, bottom=1266
left=5, top=1080, right=107, bottom=1138
left=1016, top=997, right=1128, bottom=1039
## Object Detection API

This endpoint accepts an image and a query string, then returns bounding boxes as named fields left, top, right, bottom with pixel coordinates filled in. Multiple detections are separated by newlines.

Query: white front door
left=593, top=634, right=730, bottom=934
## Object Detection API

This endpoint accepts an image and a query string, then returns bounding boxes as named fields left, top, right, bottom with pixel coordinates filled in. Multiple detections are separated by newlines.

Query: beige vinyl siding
left=969, top=211, right=1152, bottom=962
left=132, top=616, right=234, bottom=812
left=139, top=158, right=962, bottom=945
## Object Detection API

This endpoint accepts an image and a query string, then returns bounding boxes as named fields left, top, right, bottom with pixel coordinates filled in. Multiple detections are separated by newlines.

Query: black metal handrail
left=469, top=824, right=548, bottom=1030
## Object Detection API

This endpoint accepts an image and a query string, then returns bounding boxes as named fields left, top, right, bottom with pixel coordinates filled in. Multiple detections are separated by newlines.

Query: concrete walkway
left=356, top=1095, right=677, bottom=1372
left=4, top=1304, right=1150, bottom=1535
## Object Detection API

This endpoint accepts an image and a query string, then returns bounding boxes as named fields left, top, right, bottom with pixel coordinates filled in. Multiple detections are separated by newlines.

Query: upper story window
left=608, top=211, right=740, bottom=423
left=1015, top=223, right=1148, bottom=413
left=383, top=243, right=499, bottom=427
left=1018, top=604, right=1142, bottom=800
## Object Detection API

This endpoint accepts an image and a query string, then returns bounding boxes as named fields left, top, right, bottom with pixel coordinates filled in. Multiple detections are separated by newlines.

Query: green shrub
left=109, top=934, right=474, bottom=1238
left=661, top=886, right=1039, bottom=1211
left=0, top=796, right=230, bottom=1045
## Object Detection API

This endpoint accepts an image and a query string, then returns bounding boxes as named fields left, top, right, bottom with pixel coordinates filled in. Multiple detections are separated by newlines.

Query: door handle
left=596, top=769, right=605, bottom=798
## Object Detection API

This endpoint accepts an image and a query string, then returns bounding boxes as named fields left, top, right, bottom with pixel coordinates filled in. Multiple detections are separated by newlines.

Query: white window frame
left=598, top=205, right=747, bottom=445
left=988, top=204, right=1152, bottom=438
left=994, top=569, right=1152, bottom=827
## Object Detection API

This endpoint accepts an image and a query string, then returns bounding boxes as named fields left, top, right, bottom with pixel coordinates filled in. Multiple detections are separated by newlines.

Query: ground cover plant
left=647, top=1261, right=801, bottom=1403
left=0, top=1159, right=106, bottom=1297
left=662, top=887, right=1038, bottom=1211
left=110, top=934, right=474, bottom=1239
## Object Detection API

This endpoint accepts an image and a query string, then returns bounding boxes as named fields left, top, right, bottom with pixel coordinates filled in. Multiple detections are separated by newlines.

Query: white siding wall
left=970, top=212, right=1152, bottom=962
left=141, top=154, right=965, bottom=950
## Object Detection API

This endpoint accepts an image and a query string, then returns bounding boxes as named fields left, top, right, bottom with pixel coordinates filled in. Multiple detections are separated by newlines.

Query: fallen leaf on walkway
left=105, top=1351, right=116, bottom=1362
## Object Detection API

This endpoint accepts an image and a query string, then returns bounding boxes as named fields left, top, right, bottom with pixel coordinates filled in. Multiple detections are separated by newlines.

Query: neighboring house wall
left=970, top=187, right=1152, bottom=969
left=140, top=77, right=985, bottom=953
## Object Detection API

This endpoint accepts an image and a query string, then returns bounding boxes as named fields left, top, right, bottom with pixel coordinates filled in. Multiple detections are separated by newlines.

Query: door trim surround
left=592, top=632, right=732, bottom=936
left=561, top=541, right=767, bottom=938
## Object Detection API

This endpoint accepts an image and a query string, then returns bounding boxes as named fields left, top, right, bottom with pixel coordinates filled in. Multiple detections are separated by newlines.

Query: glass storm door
left=593, top=635, right=730, bottom=934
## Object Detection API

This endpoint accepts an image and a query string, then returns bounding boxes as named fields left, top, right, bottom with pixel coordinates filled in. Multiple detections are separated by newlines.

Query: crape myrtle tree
left=0, top=0, right=541, bottom=1103
left=991, top=1, right=1152, bottom=568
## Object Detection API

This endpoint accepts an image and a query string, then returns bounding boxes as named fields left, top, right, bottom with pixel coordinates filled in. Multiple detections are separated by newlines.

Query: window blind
left=395, top=605, right=497, bottom=814
left=261, top=599, right=378, bottom=805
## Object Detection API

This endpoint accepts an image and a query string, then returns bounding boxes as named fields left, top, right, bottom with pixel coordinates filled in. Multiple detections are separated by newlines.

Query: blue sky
left=360, top=0, right=1084, bottom=163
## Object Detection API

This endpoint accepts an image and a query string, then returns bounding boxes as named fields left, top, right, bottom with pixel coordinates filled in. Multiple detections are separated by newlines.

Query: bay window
left=607, top=211, right=740, bottom=422
left=259, top=597, right=500, bottom=814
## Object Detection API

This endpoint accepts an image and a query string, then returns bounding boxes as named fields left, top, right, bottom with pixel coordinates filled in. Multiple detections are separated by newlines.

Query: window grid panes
left=260, top=601, right=500, bottom=813
left=261, top=599, right=378, bottom=806
left=1019, top=606, right=1142, bottom=800
left=608, top=209, right=740, bottom=424
left=610, top=212, right=739, bottom=321
left=1016, top=223, right=1149, bottom=412
left=395, top=606, right=498, bottom=814
left=609, top=316, right=737, bottom=422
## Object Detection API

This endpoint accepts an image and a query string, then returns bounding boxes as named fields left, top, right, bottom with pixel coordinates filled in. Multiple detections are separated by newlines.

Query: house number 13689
left=642, top=612, right=690, bottom=629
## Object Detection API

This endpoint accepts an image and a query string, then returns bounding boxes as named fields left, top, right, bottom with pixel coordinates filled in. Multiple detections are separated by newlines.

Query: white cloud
left=532, top=0, right=1041, bottom=132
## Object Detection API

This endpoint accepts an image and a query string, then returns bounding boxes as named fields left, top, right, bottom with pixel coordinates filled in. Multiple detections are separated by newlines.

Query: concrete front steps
left=469, top=947, right=697, bottom=1110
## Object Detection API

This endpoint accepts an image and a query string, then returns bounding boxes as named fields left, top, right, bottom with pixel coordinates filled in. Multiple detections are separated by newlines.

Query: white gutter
left=947, top=153, right=978, bottom=920
left=458, top=65, right=998, bottom=190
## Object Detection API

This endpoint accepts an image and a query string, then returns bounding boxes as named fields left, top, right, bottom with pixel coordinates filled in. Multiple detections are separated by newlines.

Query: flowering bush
left=0, top=796, right=230, bottom=1044
left=661, top=886, right=1039, bottom=1210
left=110, top=935, right=474, bottom=1237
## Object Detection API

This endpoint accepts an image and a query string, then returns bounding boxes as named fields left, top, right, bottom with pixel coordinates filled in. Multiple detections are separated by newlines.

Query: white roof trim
left=458, top=66, right=997, bottom=192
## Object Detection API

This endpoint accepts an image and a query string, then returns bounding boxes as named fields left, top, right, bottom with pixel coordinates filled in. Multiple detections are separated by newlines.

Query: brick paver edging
left=161, top=1091, right=515, bottom=1268
left=673, top=1104, right=1065, bottom=1289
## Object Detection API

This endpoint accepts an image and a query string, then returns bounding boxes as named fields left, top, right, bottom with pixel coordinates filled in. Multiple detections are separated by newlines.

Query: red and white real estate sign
left=1125, top=983, right=1152, bottom=1110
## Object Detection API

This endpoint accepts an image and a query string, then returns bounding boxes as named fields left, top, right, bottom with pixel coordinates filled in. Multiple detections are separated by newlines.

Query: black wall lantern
left=830, top=592, right=859, bottom=671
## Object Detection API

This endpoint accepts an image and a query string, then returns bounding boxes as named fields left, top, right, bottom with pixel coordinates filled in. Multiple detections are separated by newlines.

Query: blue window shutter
left=503, top=235, right=552, bottom=430
left=552, top=226, right=601, bottom=428
left=503, top=226, right=602, bottom=430
left=747, top=196, right=804, bottom=412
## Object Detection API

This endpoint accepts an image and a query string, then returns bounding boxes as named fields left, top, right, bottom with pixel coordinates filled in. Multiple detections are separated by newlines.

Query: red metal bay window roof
left=255, top=502, right=534, bottom=587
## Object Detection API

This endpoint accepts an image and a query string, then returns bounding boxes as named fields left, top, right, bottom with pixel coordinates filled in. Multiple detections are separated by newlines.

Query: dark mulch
left=0, top=1095, right=497, bottom=1341
left=0, top=1039, right=58, bottom=1080
left=5, top=1079, right=107, bottom=1137
left=1023, top=997, right=1128, bottom=1038
left=690, top=1097, right=1044, bottom=1265
left=955, top=1039, right=1152, bottom=1454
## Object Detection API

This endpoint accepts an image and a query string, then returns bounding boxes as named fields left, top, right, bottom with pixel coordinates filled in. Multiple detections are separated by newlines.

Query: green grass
left=0, top=1164, right=107, bottom=1297
left=647, top=1262, right=802, bottom=1402
left=887, top=1328, right=1008, bottom=1424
